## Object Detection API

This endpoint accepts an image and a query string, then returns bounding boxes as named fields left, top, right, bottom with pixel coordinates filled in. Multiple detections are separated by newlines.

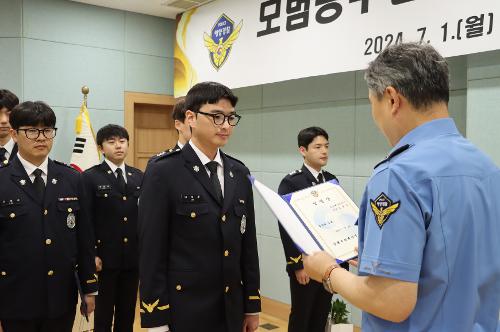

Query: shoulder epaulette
left=54, top=160, right=77, bottom=171
left=153, top=148, right=181, bottom=162
left=225, top=154, right=245, bottom=166
left=373, top=144, right=411, bottom=169
left=289, top=169, right=302, bottom=176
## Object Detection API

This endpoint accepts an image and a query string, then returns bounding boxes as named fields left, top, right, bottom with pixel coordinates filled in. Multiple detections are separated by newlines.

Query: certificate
left=250, top=176, right=358, bottom=262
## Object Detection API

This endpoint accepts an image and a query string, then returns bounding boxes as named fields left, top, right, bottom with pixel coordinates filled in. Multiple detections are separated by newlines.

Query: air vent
left=164, top=0, right=213, bottom=10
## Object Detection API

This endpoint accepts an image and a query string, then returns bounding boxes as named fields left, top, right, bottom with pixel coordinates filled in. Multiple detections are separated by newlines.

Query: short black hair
left=0, top=89, right=19, bottom=111
left=297, top=127, right=329, bottom=149
left=9, top=101, right=56, bottom=130
left=172, top=98, right=186, bottom=122
left=96, top=124, right=129, bottom=146
left=185, top=81, right=238, bottom=114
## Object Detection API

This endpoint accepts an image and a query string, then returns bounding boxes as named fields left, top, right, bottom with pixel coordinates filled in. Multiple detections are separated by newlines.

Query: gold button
left=97, top=239, right=101, bottom=244
left=224, top=250, right=229, bottom=257
left=123, top=217, right=128, bottom=222
left=176, top=285, right=182, bottom=291
left=190, top=212, right=196, bottom=219
left=123, top=196, right=127, bottom=201
left=225, top=286, right=230, bottom=293
left=67, top=208, right=72, bottom=213
left=123, top=237, right=128, bottom=243
left=104, top=193, right=108, bottom=198
left=48, top=270, right=54, bottom=276
left=9, top=213, right=15, bottom=219
left=221, top=215, right=226, bottom=222
left=1, top=271, right=6, bottom=276
left=44, top=209, right=48, bottom=216
left=45, top=239, right=52, bottom=245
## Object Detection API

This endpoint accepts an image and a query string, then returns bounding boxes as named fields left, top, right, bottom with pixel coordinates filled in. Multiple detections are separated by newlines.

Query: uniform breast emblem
left=19, top=179, right=26, bottom=186
left=67, top=213, right=76, bottom=229
left=370, top=193, right=400, bottom=229
left=51, top=178, right=58, bottom=184
left=193, top=165, right=200, bottom=172
left=240, top=214, right=247, bottom=234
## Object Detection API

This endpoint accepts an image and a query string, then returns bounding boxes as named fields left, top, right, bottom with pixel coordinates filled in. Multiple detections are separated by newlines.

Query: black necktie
left=0, top=147, right=6, bottom=163
left=317, top=172, right=324, bottom=184
left=32, top=168, right=45, bottom=201
left=206, top=161, right=223, bottom=204
left=116, top=168, right=127, bottom=193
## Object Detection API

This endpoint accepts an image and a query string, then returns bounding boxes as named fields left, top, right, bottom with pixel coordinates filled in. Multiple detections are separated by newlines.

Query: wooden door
left=124, top=92, right=177, bottom=171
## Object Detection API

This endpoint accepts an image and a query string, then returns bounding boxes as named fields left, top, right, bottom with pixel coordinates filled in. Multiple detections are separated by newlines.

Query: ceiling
left=69, top=0, right=214, bottom=19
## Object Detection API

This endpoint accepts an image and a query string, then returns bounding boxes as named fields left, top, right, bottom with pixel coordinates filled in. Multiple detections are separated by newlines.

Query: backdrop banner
left=174, top=0, right=500, bottom=96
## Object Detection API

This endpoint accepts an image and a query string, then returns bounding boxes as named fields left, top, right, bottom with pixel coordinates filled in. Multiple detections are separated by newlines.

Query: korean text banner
left=174, top=0, right=500, bottom=97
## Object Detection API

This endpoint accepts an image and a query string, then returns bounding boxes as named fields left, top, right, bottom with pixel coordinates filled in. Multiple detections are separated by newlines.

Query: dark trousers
left=287, top=276, right=332, bottom=332
left=94, top=268, right=139, bottom=332
left=2, top=310, right=75, bottom=332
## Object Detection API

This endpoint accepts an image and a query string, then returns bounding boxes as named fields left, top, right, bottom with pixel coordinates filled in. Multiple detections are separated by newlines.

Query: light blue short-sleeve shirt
left=358, top=118, right=500, bottom=331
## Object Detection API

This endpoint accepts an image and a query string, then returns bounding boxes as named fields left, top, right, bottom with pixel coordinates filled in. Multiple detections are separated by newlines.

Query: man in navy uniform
left=82, top=124, right=143, bottom=332
left=0, top=89, right=19, bottom=168
left=149, top=98, right=191, bottom=162
left=278, top=127, right=347, bottom=332
left=0, top=101, right=97, bottom=332
left=304, top=43, right=500, bottom=331
left=139, top=82, right=260, bottom=332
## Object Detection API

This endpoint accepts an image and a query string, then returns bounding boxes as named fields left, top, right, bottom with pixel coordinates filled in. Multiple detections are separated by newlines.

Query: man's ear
left=185, top=110, right=196, bottom=128
left=10, top=128, right=17, bottom=143
left=298, top=146, right=307, bottom=158
left=386, top=86, right=402, bottom=115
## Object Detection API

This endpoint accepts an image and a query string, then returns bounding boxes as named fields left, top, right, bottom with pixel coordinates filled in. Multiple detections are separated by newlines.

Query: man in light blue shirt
left=303, top=43, right=500, bottom=331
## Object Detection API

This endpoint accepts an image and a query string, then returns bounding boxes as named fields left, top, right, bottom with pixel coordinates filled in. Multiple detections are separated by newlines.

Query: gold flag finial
left=81, top=86, right=89, bottom=106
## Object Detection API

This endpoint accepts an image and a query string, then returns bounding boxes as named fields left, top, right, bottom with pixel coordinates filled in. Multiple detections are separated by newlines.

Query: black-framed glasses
left=194, top=110, right=241, bottom=126
left=17, top=128, right=57, bottom=140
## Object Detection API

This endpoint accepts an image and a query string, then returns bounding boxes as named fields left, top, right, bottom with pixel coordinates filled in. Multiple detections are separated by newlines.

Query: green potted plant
left=327, top=299, right=354, bottom=332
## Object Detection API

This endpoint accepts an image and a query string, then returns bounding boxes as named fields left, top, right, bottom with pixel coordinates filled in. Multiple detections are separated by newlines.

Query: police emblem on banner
left=203, top=14, right=243, bottom=71
left=370, top=193, right=400, bottom=229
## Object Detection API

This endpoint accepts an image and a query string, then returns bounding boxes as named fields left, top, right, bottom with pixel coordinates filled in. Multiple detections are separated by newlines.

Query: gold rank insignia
left=370, top=193, right=400, bottom=229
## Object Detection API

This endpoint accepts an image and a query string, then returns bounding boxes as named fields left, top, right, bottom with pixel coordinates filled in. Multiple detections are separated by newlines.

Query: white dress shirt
left=177, top=141, right=185, bottom=149
left=104, top=158, right=127, bottom=183
left=304, top=162, right=325, bottom=183
left=189, top=140, right=224, bottom=196
left=1, top=137, right=16, bottom=161
left=17, top=153, right=49, bottom=185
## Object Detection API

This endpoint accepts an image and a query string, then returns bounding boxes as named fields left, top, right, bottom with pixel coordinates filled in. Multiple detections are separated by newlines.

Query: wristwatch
left=322, top=263, right=340, bottom=294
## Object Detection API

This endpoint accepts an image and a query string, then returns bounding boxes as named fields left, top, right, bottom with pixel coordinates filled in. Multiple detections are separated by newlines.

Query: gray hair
left=364, top=43, right=449, bottom=110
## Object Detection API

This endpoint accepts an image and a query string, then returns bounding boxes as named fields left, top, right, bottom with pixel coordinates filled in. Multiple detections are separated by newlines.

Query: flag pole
left=81, top=86, right=89, bottom=107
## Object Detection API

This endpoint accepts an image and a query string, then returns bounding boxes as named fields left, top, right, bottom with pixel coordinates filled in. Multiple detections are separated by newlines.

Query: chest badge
left=51, top=178, right=58, bottom=185
left=67, top=213, right=76, bottom=229
left=240, top=214, right=247, bottom=234
left=193, top=165, right=200, bottom=173
left=370, top=193, right=400, bottom=229
left=229, top=171, right=234, bottom=178
left=19, top=179, right=26, bottom=186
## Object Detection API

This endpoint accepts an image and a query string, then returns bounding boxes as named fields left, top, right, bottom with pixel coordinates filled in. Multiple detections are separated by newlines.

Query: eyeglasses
left=17, top=128, right=57, bottom=140
left=194, top=110, right=241, bottom=126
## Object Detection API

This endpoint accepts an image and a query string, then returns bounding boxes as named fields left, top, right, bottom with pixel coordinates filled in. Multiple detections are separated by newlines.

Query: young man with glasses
left=0, top=101, right=97, bottom=332
left=0, top=89, right=20, bottom=168
left=82, top=124, right=143, bottom=332
left=138, top=82, right=260, bottom=332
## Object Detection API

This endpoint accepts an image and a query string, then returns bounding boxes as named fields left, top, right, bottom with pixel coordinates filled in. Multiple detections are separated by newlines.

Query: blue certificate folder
left=250, top=176, right=358, bottom=263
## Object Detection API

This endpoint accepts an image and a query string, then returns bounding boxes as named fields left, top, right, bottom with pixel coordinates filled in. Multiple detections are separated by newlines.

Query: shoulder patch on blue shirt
left=370, top=193, right=400, bottom=229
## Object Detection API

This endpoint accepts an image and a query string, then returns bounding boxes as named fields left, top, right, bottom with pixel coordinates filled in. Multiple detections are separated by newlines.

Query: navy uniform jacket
left=0, top=156, right=97, bottom=320
left=277, top=165, right=343, bottom=274
left=138, top=144, right=260, bottom=332
left=148, top=143, right=180, bottom=165
left=82, top=162, right=143, bottom=270
left=0, top=143, right=17, bottom=169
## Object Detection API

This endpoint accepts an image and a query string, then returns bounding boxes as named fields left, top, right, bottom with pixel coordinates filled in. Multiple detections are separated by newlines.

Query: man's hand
left=294, top=269, right=310, bottom=285
left=242, top=314, right=259, bottom=332
left=348, top=246, right=359, bottom=268
left=0, top=320, right=3, bottom=332
left=81, top=295, right=96, bottom=316
left=95, top=256, right=103, bottom=272
left=303, top=251, right=337, bottom=282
